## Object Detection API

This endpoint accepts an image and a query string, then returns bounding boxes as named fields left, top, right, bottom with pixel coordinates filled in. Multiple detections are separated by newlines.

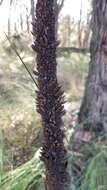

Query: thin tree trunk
left=14, top=22, right=18, bottom=34
left=26, top=8, right=30, bottom=33
left=82, top=12, right=91, bottom=49
left=8, top=6, right=11, bottom=36
left=8, top=0, right=12, bottom=36
left=30, top=0, right=35, bottom=33
left=79, top=0, right=107, bottom=132
left=8, top=17, right=11, bottom=36
left=20, top=13, right=23, bottom=31
left=54, top=0, right=65, bottom=38
left=77, top=0, right=82, bottom=48
left=32, top=0, right=69, bottom=190
left=31, top=0, right=35, bottom=22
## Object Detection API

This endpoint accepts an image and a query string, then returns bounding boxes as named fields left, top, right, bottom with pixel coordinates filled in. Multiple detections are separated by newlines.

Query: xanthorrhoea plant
left=32, top=0, right=68, bottom=190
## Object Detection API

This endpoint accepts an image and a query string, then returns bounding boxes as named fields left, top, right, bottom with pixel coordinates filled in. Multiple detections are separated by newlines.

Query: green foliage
left=0, top=35, right=90, bottom=189
left=0, top=36, right=89, bottom=168
left=0, top=154, right=44, bottom=190
left=81, top=147, right=107, bottom=190
left=69, top=132, right=107, bottom=190
left=0, top=37, right=42, bottom=167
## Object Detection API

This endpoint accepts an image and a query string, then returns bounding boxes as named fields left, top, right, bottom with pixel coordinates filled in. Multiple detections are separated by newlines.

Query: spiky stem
left=32, top=0, right=68, bottom=190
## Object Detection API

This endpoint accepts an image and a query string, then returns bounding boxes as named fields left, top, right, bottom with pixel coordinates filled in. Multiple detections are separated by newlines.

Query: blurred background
left=0, top=0, right=91, bottom=171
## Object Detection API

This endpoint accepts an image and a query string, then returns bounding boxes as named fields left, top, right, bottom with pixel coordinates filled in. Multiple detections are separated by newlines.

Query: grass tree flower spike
left=32, top=0, right=69, bottom=190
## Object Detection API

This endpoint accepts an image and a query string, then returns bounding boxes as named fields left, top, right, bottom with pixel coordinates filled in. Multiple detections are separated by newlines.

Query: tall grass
left=0, top=153, right=44, bottom=190
left=80, top=147, right=107, bottom=190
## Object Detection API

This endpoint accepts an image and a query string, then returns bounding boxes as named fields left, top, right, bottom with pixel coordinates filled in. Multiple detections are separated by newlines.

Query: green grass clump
left=69, top=132, right=107, bottom=190
left=80, top=146, right=107, bottom=190
left=0, top=153, right=44, bottom=190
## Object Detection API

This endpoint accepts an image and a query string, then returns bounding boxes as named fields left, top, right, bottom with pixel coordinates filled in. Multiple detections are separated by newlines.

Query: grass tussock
left=0, top=153, right=44, bottom=190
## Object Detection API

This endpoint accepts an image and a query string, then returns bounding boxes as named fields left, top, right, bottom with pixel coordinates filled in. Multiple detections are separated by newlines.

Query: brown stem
left=32, top=0, right=69, bottom=190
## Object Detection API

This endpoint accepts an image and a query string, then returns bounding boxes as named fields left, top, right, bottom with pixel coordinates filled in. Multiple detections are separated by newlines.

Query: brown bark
left=32, top=0, right=69, bottom=190
left=79, top=0, right=107, bottom=132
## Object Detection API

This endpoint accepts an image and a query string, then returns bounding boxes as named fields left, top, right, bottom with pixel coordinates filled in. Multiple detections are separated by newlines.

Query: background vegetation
left=0, top=0, right=99, bottom=190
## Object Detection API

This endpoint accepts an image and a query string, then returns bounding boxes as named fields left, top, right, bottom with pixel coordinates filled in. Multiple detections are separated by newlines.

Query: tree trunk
left=32, top=0, right=69, bottom=190
left=79, top=0, right=107, bottom=132
left=30, top=0, right=35, bottom=32
left=26, top=9, right=30, bottom=33
left=8, top=0, right=12, bottom=36
left=14, top=23, right=18, bottom=34
left=82, top=11, right=91, bottom=49
left=77, top=1, right=82, bottom=48
left=8, top=17, right=11, bottom=36
left=54, top=0, right=65, bottom=38
left=20, top=13, right=23, bottom=31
